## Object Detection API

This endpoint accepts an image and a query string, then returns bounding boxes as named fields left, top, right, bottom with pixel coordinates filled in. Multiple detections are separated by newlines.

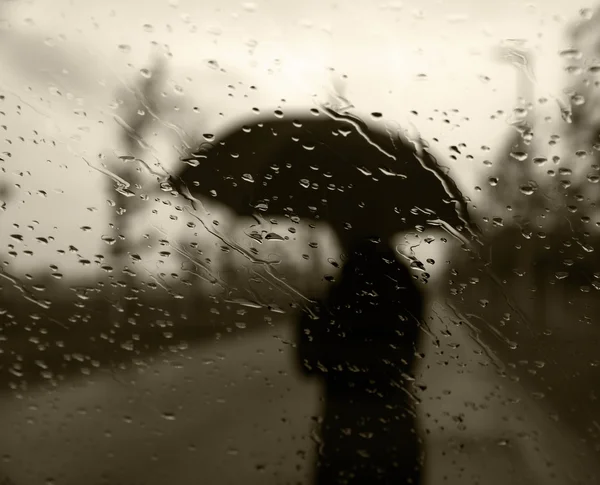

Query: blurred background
left=1, top=0, right=600, bottom=484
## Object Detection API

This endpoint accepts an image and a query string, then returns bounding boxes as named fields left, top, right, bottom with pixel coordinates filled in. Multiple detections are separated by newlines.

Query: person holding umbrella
left=170, top=105, right=479, bottom=484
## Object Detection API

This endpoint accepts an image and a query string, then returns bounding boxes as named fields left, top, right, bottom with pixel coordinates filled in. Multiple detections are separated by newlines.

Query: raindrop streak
left=356, top=166, right=373, bottom=176
left=0, top=267, right=51, bottom=309
left=223, top=298, right=263, bottom=309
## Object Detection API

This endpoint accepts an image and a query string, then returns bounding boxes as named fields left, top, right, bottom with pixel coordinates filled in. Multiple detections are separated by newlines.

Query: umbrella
left=169, top=107, right=479, bottom=252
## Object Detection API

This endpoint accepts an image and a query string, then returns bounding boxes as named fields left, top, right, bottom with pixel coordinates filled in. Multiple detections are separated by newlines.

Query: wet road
left=0, top=301, right=597, bottom=485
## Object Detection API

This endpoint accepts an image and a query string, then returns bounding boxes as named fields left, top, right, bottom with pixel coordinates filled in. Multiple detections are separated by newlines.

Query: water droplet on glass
left=565, top=65, right=583, bottom=76
left=241, top=174, right=254, bottom=183
left=510, top=151, right=527, bottom=161
left=559, top=48, right=582, bottom=60
left=560, top=106, right=572, bottom=123
left=265, top=232, right=284, bottom=241
left=101, top=235, right=116, bottom=245
left=519, top=183, right=537, bottom=195
left=115, top=186, right=135, bottom=197
left=120, top=341, right=134, bottom=351
left=572, top=94, right=585, bottom=106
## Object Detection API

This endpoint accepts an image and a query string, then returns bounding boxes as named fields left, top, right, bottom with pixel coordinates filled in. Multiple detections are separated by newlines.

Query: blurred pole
left=488, top=40, right=540, bottom=221
left=488, top=41, right=551, bottom=330
left=562, top=9, right=600, bottom=208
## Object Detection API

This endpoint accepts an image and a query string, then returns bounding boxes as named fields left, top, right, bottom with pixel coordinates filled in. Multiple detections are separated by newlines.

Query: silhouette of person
left=297, top=237, right=424, bottom=485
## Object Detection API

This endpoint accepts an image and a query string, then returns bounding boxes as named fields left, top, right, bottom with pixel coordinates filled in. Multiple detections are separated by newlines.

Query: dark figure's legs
left=299, top=239, right=425, bottom=485
left=316, top=386, right=422, bottom=485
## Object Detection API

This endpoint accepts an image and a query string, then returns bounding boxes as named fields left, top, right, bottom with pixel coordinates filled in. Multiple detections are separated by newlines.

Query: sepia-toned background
left=1, top=1, right=599, bottom=484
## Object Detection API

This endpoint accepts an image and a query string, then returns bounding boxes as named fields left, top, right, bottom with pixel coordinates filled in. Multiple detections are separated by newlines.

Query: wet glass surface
left=0, top=1, right=599, bottom=484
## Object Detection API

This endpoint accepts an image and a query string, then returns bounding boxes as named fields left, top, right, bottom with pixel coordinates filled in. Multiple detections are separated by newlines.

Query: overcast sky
left=0, top=0, right=591, bottom=280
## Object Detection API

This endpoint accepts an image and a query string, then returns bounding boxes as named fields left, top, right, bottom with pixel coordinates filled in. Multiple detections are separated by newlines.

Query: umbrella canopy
left=170, top=107, right=478, bottom=250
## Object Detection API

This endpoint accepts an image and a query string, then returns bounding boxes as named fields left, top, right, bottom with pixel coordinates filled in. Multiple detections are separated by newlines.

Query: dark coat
left=296, top=241, right=423, bottom=392
left=296, top=240, right=425, bottom=485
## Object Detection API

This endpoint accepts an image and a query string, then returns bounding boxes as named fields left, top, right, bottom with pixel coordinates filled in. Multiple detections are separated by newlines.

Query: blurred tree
left=561, top=7, right=600, bottom=217
left=479, top=31, right=600, bottom=335
left=110, top=53, right=168, bottom=253
left=487, top=40, right=547, bottom=230
left=105, top=52, right=170, bottom=316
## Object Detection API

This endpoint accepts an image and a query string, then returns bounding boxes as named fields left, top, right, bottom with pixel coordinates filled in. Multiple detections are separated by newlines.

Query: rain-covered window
left=0, top=1, right=598, bottom=484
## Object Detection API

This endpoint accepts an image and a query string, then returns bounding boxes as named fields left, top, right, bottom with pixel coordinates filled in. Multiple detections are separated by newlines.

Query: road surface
left=0, top=301, right=597, bottom=485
